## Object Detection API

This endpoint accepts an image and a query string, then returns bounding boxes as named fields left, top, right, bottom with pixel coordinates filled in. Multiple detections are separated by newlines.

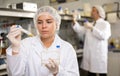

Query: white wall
left=110, top=20, right=120, bottom=38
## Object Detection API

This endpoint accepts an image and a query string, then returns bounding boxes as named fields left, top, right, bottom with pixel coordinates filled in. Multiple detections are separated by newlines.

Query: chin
left=41, top=35, right=49, bottom=39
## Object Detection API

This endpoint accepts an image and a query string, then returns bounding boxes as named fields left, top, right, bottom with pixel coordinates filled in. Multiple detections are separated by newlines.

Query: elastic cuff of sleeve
left=12, top=50, right=19, bottom=53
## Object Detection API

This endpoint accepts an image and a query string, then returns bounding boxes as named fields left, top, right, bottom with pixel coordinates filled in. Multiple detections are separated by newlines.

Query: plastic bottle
left=58, top=6, right=64, bottom=14
left=64, top=8, right=69, bottom=14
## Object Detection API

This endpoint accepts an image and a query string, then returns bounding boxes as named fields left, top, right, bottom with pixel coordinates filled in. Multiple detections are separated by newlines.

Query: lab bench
left=108, top=50, right=120, bottom=76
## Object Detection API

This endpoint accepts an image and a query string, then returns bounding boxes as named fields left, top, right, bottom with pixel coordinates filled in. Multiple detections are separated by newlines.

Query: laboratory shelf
left=0, top=8, right=35, bottom=18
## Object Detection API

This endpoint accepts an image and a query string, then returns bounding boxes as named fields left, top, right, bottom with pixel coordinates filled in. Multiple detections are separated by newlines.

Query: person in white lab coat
left=72, top=5, right=111, bottom=76
left=6, top=6, right=79, bottom=76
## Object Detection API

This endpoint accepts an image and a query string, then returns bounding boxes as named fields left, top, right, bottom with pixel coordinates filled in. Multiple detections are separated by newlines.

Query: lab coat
left=6, top=34, right=79, bottom=76
left=73, top=18, right=111, bottom=73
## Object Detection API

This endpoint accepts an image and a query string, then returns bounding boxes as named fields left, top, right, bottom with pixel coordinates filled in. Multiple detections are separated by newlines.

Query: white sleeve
left=6, top=43, right=27, bottom=76
left=72, top=22, right=86, bottom=38
left=92, top=22, right=111, bottom=40
left=57, top=45, right=80, bottom=76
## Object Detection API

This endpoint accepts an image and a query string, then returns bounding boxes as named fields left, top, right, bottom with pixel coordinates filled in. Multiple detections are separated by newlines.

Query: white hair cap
left=93, top=5, right=105, bottom=19
left=33, top=6, right=61, bottom=29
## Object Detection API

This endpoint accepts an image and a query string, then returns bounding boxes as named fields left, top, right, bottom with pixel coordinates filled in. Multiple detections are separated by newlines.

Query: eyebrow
left=37, top=18, right=54, bottom=21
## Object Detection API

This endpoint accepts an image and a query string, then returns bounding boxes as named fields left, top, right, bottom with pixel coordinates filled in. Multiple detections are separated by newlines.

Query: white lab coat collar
left=35, top=34, right=62, bottom=50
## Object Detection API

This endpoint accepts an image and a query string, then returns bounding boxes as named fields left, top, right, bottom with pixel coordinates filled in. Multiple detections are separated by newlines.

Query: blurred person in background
left=6, top=6, right=79, bottom=76
left=72, top=5, right=111, bottom=76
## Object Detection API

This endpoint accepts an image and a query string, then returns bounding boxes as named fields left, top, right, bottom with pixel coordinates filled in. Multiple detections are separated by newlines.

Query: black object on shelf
left=0, top=58, right=5, bottom=65
left=57, top=0, right=66, bottom=3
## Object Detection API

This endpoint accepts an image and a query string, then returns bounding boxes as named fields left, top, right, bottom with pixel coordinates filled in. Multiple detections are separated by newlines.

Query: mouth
left=41, top=31, right=49, bottom=34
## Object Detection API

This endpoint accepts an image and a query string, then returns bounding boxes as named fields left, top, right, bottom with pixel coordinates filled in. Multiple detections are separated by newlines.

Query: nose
left=42, top=22, right=47, bottom=28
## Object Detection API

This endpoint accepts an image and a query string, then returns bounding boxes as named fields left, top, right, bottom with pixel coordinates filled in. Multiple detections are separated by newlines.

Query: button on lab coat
left=73, top=18, right=111, bottom=73
left=6, top=34, right=79, bottom=76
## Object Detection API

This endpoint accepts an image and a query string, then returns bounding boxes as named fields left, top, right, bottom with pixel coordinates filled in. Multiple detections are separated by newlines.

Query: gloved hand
left=84, top=22, right=93, bottom=30
left=7, top=25, right=22, bottom=53
left=45, top=59, right=59, bottom=75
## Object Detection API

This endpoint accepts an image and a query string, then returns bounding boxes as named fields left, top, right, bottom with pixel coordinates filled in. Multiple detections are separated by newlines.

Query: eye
left=47, top=20, right=53, bottom=24
left=37, top=21, right=42, bottom=24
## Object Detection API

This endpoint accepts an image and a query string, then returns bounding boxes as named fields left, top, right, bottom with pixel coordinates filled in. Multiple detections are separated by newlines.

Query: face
left=36, top=13, right=57, bottom=39
left=91, top=7, right=100, bottom=19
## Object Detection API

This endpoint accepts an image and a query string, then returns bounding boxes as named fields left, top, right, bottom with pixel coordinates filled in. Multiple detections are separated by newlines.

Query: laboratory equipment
left=17, top=25, right=34, bottom=37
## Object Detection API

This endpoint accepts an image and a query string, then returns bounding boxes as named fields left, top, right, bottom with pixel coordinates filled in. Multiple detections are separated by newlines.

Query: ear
left=56, top=24, right=58, bottom=29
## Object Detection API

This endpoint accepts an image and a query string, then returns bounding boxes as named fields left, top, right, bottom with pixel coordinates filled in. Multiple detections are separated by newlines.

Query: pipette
left=16, top=25, right=34, bottom=37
